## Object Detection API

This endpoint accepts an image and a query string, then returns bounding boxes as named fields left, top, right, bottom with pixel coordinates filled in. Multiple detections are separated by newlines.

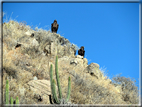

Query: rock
left=31, top=38, right=39, bottom=47
left=27, top=80, right=57, bottom=104
left=44, top=44, right=51, bottom=55
left=33, top=76, right=38, bottom=80
left=70, top=59, right=78, bottom=65
left=83, top=58, right=88, bottom=67
left=57, top=45, right=65, bottom=58
left=83, top=63, right=102, bottom=79
left=25, top=31, right=31, bottom=36
left=93, top=63, right=100, bottom=69
left=76, top=55, right=83, bottom=59
left=19, top=37, right=39, bottom=48
left=37, top=70, right=50, bottom=80
left=27, top=80, right=52, bottom=96
left=51, top=42, right=57, bottom=57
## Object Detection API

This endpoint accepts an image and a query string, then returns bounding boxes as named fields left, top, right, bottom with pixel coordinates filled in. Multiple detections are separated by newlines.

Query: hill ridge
left=2, top=20, right=139, bottom=105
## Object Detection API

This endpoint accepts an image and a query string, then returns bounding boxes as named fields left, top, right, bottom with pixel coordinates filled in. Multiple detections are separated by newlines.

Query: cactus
left=10, top=97, right=13, bottom=106
left=49, top=56, right=71, bottom=104
left=66, top=77, right=71, bottom=103
left=16, top=96, right=19, bottom=107
left=55, top=56, right=62, bottom=99
left=5, top=80, right=20, bottom=106
left=6, top=80, right=9, bottom=104
left=52, top=79, right=60, bottom=104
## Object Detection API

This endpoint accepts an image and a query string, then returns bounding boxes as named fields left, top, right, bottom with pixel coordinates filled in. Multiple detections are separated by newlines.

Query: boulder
left=26, top=80, right=58, bottom=104
left=27, top=80, right=52, bottom=96
left=83, top=63, right=102, bottom=79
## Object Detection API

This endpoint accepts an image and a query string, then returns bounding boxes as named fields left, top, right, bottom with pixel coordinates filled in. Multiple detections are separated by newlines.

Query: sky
left=2, top=2, right=140, bottom=93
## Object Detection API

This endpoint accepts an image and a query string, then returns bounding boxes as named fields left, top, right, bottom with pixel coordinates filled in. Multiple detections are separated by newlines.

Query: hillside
left=1, top=20, right=139, bottom=106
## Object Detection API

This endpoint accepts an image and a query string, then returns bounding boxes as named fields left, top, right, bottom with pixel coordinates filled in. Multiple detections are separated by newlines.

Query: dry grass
left=111, top=74, right=139, bottom=104
left=2, top=20, right=140, bottom=105
left=63, top=70, right=129, bottom=104
left=3, top=20, right=78, bottom=59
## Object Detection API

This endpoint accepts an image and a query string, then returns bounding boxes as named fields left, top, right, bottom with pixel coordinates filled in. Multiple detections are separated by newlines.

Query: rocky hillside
left=2, top=20, right=139, bottom=106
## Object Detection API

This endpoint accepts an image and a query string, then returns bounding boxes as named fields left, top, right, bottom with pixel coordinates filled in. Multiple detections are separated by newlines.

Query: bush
left=111, top=74, right=139, bottom=104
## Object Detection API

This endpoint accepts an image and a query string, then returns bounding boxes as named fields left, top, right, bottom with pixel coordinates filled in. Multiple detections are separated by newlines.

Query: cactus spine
left=49, top=56, right=71, bottom=104
left=6, top=80, right=9, bottom=104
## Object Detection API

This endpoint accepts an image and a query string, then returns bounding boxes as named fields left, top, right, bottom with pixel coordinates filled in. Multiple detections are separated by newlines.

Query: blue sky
left=2, top=2, right=140, bottom=91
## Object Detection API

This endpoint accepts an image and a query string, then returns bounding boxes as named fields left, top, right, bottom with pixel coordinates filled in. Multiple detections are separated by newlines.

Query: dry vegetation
left=111, top=74, right=139, bottom=104
left=2, top=20, right=140, bottom=106
left=70, top=71, right=139, bottom=105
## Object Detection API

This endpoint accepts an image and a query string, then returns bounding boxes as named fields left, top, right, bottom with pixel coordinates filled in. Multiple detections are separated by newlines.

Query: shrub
left=112, top=74, right=139, bottom=104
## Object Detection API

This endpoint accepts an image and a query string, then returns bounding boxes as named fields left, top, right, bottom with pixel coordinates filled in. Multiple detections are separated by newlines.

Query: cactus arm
left=50, top=65, right=60, bottom=104
left=6, top=80, right=9, bottom=104
left=55, top=56, right=62, bottom=99
left=49, top=64, right=55, bottom=103
left=50, top=64, right=53, bottom=93
left=10, top=97, right=13, bottom=107
left=16, top=96, right=19, bottom=104
left=16, top=96, right=19, bottom=107
left=52, top=79, right=60, bottom=104
left=65, top=77, right=71, bottom=103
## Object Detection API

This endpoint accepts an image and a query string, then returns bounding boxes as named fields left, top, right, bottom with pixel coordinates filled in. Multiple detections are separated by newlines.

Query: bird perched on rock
left=51, top=20, right=59, bottom=33
left=78, top=46, right=85, bottom=58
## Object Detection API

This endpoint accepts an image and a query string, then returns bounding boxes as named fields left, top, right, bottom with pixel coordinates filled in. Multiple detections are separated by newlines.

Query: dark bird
left=78, top=46, right=85, bottom=58
left=51, top=20, right=59, bottom=33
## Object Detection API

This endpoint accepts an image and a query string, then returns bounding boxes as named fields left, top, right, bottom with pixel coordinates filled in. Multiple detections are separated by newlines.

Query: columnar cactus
left=55, top=56, right=62, bottom=100
left=50, top=56, right=71, bottom=104
left=5, top=80, right=19, bottom=106
left=6, top=80, right=9, bottom=104
left=16, top=96, right=19, bottom=105
left=66, top=76, right=71, bottom=103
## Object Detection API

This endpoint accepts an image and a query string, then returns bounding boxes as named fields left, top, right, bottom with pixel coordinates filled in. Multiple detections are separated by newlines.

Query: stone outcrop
left=83, top=63, right=102, bottom=79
